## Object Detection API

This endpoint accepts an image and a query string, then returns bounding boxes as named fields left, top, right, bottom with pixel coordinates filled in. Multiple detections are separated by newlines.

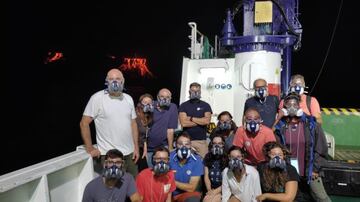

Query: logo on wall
left=214, top=84, right=232, bottom=90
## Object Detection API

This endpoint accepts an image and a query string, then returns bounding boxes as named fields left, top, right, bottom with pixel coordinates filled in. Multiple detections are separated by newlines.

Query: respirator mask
left=289, top=84, right=304, bottom=95
left=153, top=161, right=170, bottom=176
left=228, top=158, right=244, bottom=171
left=158, top=97, right=171, bottom=108
left=102, top=164, right=124, bottom=180
left=245, top=119, right=261, bottom=133
left=177, top=146, right=191, bottom=159
left=269, top=156, right=287, bottom=171
left=142, top=103, right=154, bottom=113
left=255, top=87, right=267, bottom=99
left=189, top=91, right=201, bottom=100
left=211, top=144, right=224, bottom=156
left=219, top=121, right=231, bottom=131
left=106, top=80, right=124, bottom=94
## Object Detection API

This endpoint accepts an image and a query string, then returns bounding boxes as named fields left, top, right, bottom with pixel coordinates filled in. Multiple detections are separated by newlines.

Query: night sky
left=4, top=0, right=356, bottom=174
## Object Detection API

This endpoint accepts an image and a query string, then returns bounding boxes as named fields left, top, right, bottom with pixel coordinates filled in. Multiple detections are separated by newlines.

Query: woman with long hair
left=135, top=93, right=154, bottom=172
left=210, top=111, right=237, bottom=151
left=203, top=133, right=228, bottom=202
left=256, top=141, right=299, bottom=202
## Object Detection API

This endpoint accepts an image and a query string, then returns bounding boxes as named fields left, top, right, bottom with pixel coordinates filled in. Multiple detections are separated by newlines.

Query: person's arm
left=142, top=142, right=147, bottom=159
left=80, top=115, right=100, bottom=157
left=131, top=119, right=140, bottom=163
left=221, top=170, right=231, bottom=202
left=191, top=112, right=211, bottom=126
left=204, top=166, right=212, bottom=192
left=175, top=176, right=201, bottom=192
left=256, top=181, right=298, bottom=202
left=166, top=193, right=172, bottom=202
left=167, top=128, right=174, bottom=151
left=179, top=112, right=197, bottom=127
left=130, top=192, right=142, bottom=202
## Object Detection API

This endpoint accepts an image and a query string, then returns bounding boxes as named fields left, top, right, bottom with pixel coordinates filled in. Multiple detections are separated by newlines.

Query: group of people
left=80, top=68, right=331, bottom=202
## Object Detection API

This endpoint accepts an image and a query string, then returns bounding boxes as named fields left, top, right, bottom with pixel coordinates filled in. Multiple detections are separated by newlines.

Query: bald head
left=106, top=68, right=124, bottom=83
left=158, top=88, right=172, bottom=98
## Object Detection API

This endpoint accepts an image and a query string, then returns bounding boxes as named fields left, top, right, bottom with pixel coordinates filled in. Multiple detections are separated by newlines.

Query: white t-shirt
left=83, top=90, right=136, bottom=155
left=222, top=165, right=262, bottom=202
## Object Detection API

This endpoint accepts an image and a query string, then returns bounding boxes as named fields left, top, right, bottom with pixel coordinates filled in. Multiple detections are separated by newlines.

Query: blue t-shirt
left=244, top=95, right=279, bottom=128
left=169, top=150, right=204, bottom=196
left=179, top=100, right=212, bottom=140
left=82, top=173, right=137, bottom=202
left=147, top=102, right=179, bottom=150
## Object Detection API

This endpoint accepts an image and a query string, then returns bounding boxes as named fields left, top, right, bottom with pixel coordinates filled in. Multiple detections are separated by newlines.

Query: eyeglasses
left=177, top=142, right=191, bottom=147
left=245, top=118, right=262, bottom=123
left=153, top=157, right=169, bottom=163
left=105, top=160, right=123, bottom=167
left=212, top=143, right=224, bottom=147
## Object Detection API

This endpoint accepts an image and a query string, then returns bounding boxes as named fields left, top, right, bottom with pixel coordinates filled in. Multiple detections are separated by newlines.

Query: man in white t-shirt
left=80, top=68, right=139, bottom=177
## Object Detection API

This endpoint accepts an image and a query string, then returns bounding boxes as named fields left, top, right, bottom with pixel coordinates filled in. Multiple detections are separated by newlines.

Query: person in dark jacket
left=274, top=93, right=331, bottom=202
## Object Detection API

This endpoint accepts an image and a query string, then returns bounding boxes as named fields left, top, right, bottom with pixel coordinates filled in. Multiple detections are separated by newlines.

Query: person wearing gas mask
left=179, top=82, right=212, bottom=158
left=80, top=68, right=140, bottom=177
left=210, top=111, right=238, bottom=152
left=146, top=88, right=179, bottom=168
left=222, top=146, right=262, bottom=202
left=82, top=149, right=141, bottom=202
left=233, top=107, right=276, bottom=166
left=169, top=132, right=204, bottom=202
left=136, top=146, right=176, bottom=202
left=274, top=93, right=331, bottom=202
left=256, top=141, right=299, bottom=202
left=135, top=93, right=154, bottom=172
left=244, top=78, right=280, bottom=129
left=277, top=74, right=322, bottom=125
left=203, top=134, right=228, bottom=202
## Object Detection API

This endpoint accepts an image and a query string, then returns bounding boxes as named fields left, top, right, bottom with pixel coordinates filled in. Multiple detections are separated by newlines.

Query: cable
left=309, top=0, right=343, bottom=95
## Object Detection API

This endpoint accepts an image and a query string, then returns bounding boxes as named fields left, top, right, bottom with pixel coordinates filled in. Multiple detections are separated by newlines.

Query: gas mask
left=189, top=91, right=201, bottom=100
left=245, top=120, right=260, bottom=133
left=289, top=85, right=304, bottom=95
left=269, top=156, right=287, bottom=171
left=153, top=161, right=170, bottom=176
left=255, top=87, right=267, bottom=99
left=281, top=106, right=303, bottom=117
left=211, top=144, right=224, bottom=156
left=219, top=121, right=231, bottom=131
left=142, top=103, right=154, bottom=113
left=228, top=158, right=244, bottom=171
left=106, top=80, right=124, bottom=94
left=102, top=165, right=124, bottom=180
left=157, top=97, right=171, bottom=108
left=177, top=146, right=191, bottom=160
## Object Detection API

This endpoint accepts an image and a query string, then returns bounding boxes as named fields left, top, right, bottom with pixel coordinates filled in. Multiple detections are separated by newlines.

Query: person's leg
left=137, top=147, right=148, bottom=172
left=191, top=140, right=208, bottom=158
left=123, top=153, right=138, bottom=178
left=93, top=155, right=105, bottom=177
left=309, top=177, right=332, bottom=202
left=228, top=195, right=241, bottom=202
left=203, top=192, right=221, bottom=202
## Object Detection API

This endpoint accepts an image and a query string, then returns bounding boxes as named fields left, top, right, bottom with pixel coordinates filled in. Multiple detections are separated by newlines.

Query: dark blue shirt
left=179, top=100, right=212, bottom=140
left=148, top=102, right=178, bottom=150
left=244, top=95, right=279, bottom=128
left=208, top=160, right=223, bottom=189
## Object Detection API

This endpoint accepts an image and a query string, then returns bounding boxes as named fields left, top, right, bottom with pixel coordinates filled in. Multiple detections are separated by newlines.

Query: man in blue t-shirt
left=146, top=88, right=179, bottom=167
left=179, top=82, right=212, bottom=158
left=170, top=133, right=203, bottom=202
left=244, top=78, right=279, bottom=129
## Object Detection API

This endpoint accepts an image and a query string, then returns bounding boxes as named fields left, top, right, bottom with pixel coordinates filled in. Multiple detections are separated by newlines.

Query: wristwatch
left=190, top=116, right=193, bottom=122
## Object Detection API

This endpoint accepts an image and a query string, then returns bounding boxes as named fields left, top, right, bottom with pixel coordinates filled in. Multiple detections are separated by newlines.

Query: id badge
left=290, top=158, right=300, bottom=174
